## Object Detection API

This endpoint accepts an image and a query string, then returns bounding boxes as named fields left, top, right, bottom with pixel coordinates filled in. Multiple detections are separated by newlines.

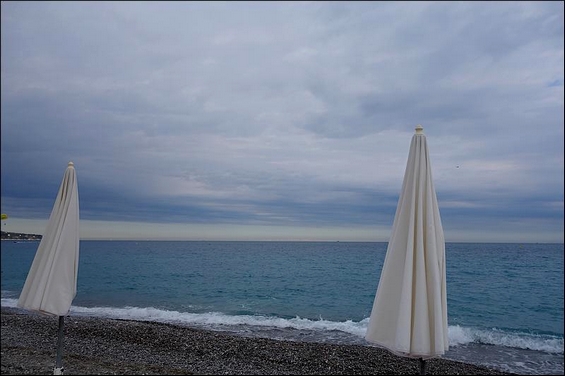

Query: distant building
left=1, top=231, right=42, bottom=241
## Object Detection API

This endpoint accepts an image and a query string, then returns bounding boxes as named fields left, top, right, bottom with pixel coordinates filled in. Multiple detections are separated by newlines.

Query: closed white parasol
left=365, top=125, right=448, bottom=374
left=18, top=161, right=80, bottom=375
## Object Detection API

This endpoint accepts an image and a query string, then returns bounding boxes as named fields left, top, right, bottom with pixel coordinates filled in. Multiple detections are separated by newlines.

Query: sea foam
left=2, top=297, right=562, bottom=355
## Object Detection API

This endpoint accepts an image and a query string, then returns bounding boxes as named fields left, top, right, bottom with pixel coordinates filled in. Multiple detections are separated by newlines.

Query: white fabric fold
left=18, top=162, right=80, bottom=316
left=365, top=128, right=448, bottom=359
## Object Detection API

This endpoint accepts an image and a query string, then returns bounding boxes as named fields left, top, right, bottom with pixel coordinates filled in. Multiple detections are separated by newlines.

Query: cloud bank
left=1, top=2, right=563, bottom=242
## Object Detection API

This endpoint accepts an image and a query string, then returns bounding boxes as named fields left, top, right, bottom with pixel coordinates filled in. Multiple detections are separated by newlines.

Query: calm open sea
left=1, top=241, right=563, bottom=374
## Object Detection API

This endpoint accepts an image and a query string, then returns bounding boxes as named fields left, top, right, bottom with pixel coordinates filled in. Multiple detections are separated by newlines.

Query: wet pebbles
left=1, top=308, right=513, bottom=375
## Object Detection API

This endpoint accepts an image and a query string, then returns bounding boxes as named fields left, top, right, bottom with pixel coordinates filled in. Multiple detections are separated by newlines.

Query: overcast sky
left=1, top=1, right=563, bottom=242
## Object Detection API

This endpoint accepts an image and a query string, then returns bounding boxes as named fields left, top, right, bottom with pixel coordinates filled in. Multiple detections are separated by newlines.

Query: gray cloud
left=1, top=1, right=563, bottom=242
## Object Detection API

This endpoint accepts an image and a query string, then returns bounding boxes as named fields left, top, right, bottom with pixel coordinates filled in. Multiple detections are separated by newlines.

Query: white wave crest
left=2, top=298, right=562, bottom=354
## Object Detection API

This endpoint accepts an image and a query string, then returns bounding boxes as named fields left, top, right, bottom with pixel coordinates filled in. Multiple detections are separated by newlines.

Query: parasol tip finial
left=415, top=124, right=424, bottom=134
left=68, top=161, right=74, bottom=167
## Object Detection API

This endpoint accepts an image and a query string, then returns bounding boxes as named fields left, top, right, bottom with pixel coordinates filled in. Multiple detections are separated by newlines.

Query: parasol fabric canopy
left=365, top=125, right=448, bottom=360
left=18, top=161, right=80, bottom=317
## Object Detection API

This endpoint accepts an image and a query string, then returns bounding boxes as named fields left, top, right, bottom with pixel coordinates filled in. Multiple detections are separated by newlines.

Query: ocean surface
left=1, top=241, right=563, bottom=375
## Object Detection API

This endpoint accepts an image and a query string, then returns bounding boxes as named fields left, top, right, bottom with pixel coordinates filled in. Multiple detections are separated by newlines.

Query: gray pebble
left=1, top=308, right=515, bottom=375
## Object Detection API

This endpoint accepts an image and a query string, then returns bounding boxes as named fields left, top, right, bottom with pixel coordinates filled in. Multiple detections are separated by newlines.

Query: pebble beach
left=1, top=307, right=515, bottom=375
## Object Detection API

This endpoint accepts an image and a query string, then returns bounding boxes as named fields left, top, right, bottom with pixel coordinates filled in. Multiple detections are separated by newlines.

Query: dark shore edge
left=1, top=307, right=514, bottom=375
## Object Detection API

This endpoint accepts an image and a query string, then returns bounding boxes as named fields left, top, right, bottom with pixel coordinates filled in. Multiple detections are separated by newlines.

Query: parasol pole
left=53, top=315, right=65, bottom=375
left=419, top=358, right=426, bottom=375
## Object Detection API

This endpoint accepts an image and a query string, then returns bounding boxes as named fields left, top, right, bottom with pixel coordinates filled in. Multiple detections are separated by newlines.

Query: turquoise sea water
left=1, top=241, right=563, bottom=374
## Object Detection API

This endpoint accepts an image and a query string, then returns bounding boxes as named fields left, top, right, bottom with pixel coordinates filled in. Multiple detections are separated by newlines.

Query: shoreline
left=1, top=307, right=515, bottom=375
